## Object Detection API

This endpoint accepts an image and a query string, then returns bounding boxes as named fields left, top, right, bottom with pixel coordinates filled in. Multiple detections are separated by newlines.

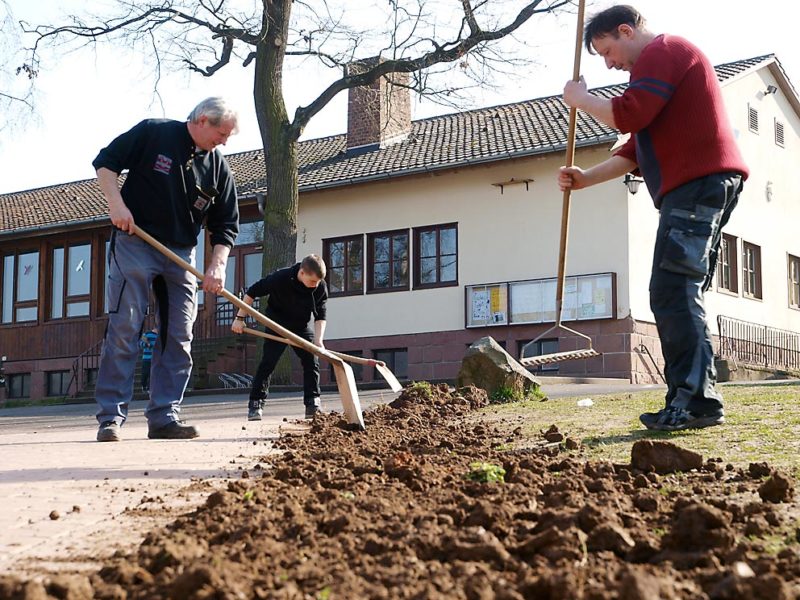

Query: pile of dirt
left=2, top=382, right=800, bottom=599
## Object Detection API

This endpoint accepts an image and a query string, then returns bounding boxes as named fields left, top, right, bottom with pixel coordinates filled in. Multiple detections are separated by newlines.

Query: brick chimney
left=346, top=57, right=411, bottom=152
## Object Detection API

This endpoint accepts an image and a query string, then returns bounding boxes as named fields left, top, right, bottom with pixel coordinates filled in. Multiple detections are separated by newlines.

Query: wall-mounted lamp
left=764, top=84, right=778, bottom=96
left=623, top=173, right=645, bottom=194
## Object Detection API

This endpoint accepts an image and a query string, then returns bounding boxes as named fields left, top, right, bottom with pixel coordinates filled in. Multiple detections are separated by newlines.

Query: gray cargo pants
left=95, top=232, right=197, bottom=429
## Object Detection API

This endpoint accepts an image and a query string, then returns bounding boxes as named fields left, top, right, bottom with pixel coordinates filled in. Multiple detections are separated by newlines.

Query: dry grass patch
left=485, top=382, right=800, bottom=477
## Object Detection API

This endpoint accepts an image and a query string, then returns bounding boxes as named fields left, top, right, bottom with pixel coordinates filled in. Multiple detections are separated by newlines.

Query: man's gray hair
left=188, top=97, right=239, bottom=133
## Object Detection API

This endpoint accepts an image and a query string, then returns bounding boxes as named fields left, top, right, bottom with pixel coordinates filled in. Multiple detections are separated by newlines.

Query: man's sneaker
left=304, top=405, right=320, bottom=419
left=640, top=406, right=724, bottom=432
left=147, top=420, right=199, bottom=440
left=248, top=400, right=263, bottom=421
left=97, top=421, right=121, bottom=442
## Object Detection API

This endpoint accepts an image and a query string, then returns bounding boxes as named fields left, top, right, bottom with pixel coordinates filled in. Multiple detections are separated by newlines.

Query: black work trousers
left=249, top=326, right=320, bottom=406
left=649, top=172, right=743, bottom=416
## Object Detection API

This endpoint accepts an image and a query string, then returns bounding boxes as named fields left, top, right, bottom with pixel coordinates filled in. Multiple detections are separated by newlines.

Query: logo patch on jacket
left=153, top=154, right=173, bottom=175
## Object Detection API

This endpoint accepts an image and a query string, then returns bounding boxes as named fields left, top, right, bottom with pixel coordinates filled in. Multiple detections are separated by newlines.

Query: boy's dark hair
left=584, top=5, right=645, bottom=54
left=301, top=254, right=326, bottom=279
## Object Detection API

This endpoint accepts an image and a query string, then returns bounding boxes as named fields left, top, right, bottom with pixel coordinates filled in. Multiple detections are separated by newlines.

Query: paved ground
left=0, top=379, right=656, bottom=577
left=0, top=388, right=401, bottom=576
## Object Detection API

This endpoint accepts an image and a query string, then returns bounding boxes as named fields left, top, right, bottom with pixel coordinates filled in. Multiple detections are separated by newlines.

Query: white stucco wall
left=705, top=67, right=800, bottom=334
left=297, top=146, right=631, bottom=340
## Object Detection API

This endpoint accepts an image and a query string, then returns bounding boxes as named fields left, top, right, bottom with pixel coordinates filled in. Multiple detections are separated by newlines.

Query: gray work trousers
left=650, top=172, right=743, bottom=416
left=95, top=232, right=197, bottom=429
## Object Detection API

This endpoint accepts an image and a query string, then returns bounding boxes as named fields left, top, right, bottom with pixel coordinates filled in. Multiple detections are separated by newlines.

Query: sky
left=0, top=0, right=797, bottom=195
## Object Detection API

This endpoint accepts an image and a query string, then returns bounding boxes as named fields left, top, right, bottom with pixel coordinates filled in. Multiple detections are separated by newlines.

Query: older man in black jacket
left=93, top=97, right=239, bottom=442
left=231, top=255, right=328, bottom=420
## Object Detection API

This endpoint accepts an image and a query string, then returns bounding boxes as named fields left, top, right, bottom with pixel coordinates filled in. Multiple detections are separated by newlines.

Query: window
left=775, top=119, right=785, bottom=147
left=2, top=251, right=39, bottom=324
left=46, top=370, right=71, bottom=397
left=368, top=230, right=409, bottom=292
left=7, top=373, right=31, bottom=399
left=324, top=235, right=364, bottom=296
left=747, top=105, right=758, bottom=133
left=374, top=348, right=408, bottom=379
left=717, top=234, right=738, bottom=294
left=789, top=255, right=800, bottom=309
left=85, top=368, right=99, bottom=388
left=742, top=241, right=762, bottom=299
left=414, top=224, right=458, bottom=288
left=329, top=350, right=364, bottom=381
left=237, top=221, right=264, bottom=245
left=519, top=339, right=559, bottom=373
left=51, top=243, right=91, bottom=319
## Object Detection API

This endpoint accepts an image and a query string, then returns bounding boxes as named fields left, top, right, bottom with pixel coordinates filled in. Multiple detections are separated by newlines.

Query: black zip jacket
left=246, top=263, right=328, bottom=331
left=92, top=119, right=239, bottom=248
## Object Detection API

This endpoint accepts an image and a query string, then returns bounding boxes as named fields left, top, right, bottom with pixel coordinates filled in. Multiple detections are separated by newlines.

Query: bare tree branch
left=291, top=0, right=572, bottom=135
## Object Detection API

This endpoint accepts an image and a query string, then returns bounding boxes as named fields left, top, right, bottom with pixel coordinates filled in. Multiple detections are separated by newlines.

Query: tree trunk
left=253, top=1, right=298, bottom=384
left=254, top=0, right=298, bottom=276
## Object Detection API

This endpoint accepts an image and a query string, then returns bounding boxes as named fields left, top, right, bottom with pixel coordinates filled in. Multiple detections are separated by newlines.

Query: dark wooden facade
left=0, top=202, right=265, bottom=405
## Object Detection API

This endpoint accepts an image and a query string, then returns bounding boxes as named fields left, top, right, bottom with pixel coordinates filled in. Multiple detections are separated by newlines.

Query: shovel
left=130, top=224, right=365, bottom=430
left=240, top=326, right=403, bottom=393
left=520, top=0, right=600, bottom=368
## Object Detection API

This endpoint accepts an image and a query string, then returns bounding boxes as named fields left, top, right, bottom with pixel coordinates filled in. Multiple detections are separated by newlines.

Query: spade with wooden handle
left=240, top=326, right=402, bottom=392
left=130, top=224, right=365, bottom=430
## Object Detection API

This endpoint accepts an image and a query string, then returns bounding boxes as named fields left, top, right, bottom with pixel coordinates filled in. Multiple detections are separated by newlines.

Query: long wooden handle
left=241, top=326, right=382, bottom=367
left=130, top=224, right=344, bottom=366
left=555, top=0, right=586, bottom=325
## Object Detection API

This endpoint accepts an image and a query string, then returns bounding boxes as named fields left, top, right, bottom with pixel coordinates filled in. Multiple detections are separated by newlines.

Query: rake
left=131, top=224, right=366, bottom=430
left=520, top=0, right=600, bottom=368
left=240, top=326, right=403, bottom=393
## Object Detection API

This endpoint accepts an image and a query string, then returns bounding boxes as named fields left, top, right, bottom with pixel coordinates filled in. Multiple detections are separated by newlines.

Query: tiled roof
left=0, top=55, right=776, bottom=236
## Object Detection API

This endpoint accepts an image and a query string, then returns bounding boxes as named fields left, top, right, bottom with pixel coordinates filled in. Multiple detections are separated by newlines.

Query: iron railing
left=63, top=338, right=104, bottom=401
left=64, top=299, right=262, bottom=398
left=717, top=315, right=800, bottom=371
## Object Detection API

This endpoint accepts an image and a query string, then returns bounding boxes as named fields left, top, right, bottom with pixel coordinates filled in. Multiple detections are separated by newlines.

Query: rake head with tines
left=520, top=322, right=600, bottom=367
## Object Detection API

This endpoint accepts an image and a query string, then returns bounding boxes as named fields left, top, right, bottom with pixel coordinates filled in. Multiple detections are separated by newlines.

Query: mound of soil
left=2, top=383, right=800, bottom=599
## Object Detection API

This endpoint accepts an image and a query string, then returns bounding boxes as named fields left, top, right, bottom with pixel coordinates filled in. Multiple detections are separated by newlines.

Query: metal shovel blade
left=375, top=362, right=403, bottom=393
left=331, top=361, right=365, bottom=430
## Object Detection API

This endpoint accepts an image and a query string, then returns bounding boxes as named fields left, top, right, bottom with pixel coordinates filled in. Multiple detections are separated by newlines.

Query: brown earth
left=2, top=383, right=800, bottom=599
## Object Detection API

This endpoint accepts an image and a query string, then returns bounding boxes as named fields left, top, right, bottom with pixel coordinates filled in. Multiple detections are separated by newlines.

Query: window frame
left=7, top=373, right=31, bottom=399
left=413, top=223, right=459, bottom=290
left=50, top=241, right=92, bottom=320
left=323, top=234, right=365, bottom=297
left=1, top=249, right=40, bottom=325
left=46, top=369, right=71, bottom=397
left=716, top=233, right=739, bottom=295
left=373, top=348, right=408, bottom=379
left=789, top=254, right=800, bottom=309
left=742, top=241, right=763, bottom=300
left=367, top=229, right=410, bottom=294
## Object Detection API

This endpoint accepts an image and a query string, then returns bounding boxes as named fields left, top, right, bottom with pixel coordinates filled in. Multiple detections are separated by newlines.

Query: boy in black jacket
left=231, top=255, right=328, bottom=420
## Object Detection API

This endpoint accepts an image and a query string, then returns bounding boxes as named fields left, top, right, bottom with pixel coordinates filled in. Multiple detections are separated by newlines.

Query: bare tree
left=22, top=0, right=572, bottom=273
left=1, top=0, right=36, bottom=137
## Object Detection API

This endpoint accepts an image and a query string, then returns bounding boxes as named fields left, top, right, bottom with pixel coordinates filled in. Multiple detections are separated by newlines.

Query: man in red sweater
left=558, top=5, right=748, bottom=431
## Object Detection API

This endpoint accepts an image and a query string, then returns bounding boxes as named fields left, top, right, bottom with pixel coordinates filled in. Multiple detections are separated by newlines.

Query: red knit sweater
left=613, top=34, right=748, bottom=206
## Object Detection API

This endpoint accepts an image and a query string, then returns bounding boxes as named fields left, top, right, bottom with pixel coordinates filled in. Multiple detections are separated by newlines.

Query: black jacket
left=93, top=119, right=239, bottom=248
left=246, top=263, right=328, bottom=331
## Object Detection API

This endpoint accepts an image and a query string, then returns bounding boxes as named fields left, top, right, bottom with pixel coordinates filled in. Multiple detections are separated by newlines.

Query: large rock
left=456, top=336, right=539, bottom=398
